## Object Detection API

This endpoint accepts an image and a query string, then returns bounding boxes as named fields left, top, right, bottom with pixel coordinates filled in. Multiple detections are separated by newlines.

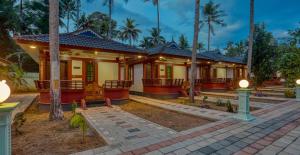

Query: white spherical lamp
left=0, top=80, right=11, bottom=103
left=239, top=80, right=249, bottom=89
left=296, top=79, right=300, bottom=85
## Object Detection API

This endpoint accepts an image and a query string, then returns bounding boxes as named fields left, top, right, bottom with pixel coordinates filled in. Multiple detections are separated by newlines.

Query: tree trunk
left=49, top=0, right=64, bottom=121
left=108, top=0, right=112, bottom=39
left=189, top=0, right=201, bottom=103
left=156, top=0, right=160, bottom=39
left=247, top=0, right=254, bottom=79
left=208, top=22, right=211, bottom=52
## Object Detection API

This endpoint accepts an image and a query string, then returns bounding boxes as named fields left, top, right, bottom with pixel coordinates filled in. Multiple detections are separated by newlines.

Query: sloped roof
left=147, top=42, right=245, bottom=64
left=14, top=29, right=145, bottom=54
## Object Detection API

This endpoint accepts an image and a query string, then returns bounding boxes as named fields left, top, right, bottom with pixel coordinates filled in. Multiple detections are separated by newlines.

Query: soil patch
left=119, top=101, right=213, bottom=132
left=12, top=102, right=106, bottom=155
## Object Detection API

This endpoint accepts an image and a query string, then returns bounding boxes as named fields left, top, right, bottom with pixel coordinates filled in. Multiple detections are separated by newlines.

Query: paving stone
left=234, top=141, right=249, bottom=148
left=226, top=145, right=241, bottom=152
left=173, top=148, right=190, bottom=155
left=210, top=142, right=224, bottom=150
left=215, top=148, right=234, bottom=155
left=194, top=146, right=216, bottom=154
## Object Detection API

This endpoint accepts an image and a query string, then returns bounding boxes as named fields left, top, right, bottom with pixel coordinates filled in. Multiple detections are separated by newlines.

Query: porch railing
left=199, top=78, right=234, bottom=83
left=103, top=80, right=132, bottom=89
left=35, top=80, right=84, bottom=91
left=142, top=79, right=184, bottom=87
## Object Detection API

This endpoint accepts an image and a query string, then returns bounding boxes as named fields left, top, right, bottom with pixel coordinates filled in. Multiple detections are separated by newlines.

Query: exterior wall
left=217, top=68, right=226, bottom=78
left=227, top=68, right=234, bottom=79
left=120, top=66, right=125, bottom=80
left=130, top=64, right=143, bottom=92
left=71, top=60, right=83, bottom=80
left=173, top=65, right=186, bottom=80
left=98, top=62, right=119, bottom=85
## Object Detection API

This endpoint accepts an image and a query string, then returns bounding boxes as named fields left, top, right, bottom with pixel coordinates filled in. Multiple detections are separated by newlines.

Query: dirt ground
left=12, top=102, right=106, bottom=155
left=167, top=99, right=258, bottom=113
left=119, top=101, right=213, bottom=132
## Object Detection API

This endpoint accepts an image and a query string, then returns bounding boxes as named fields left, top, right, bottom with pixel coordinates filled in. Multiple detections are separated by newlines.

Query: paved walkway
left=5, top=93, right=38, bottom=122
left=130, top=95, right=233, bottom=120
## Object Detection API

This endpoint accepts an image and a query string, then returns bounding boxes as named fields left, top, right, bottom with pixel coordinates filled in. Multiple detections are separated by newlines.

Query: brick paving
left=73, top=97, right=300, bottom=155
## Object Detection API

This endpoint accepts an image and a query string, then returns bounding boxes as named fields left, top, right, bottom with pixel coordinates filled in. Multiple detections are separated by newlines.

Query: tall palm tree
left=201, top=0, right=226, bottom=51
left=144, top=0, right=160, bottom=43
left=49, top=0, right=64, bottom=120
left=102, top=0, right=128, bottom=39
left=190, top=0, right=201, bottom=103
left=119, top=18, right=141, bottom=46
left=61, top=0, right=77, bottom=33
left=148, top=27, right=165, bottom=45
left=178, top=34, right=189, bottom=50
left=247, top=0, right=254, bottom=79
left=139, top=37, right=153, bottom=49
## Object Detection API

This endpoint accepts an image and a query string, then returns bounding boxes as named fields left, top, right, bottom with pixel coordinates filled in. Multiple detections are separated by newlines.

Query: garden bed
left=12, top=101, right=106, bottom=155
left=119, top=101, right=213, bottom=132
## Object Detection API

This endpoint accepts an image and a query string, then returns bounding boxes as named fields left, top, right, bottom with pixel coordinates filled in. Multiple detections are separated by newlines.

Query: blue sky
left=74, top=0, right=300, bottom=49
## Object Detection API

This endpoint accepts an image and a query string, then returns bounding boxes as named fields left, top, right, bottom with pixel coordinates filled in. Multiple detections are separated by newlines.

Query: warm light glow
left=207, top=61, right=211, bottom=64
left=138, top=55, right=142, bottom=59
left=94, top=51, right=98, bottom=55
left=239, top=80, right=249, bottom=88
left=187, top=59, right=190, bottom=62
left=0, top=80, right=11, bottom=103
left=296, top=79, right=300, bottom=85
left=159, top=56, right=164, bottom=59
left=30, top=45, right=37, bottom=49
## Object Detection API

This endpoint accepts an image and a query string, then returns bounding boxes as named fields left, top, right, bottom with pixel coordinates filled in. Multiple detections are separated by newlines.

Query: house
left=14, top=29, right=247, bottom=105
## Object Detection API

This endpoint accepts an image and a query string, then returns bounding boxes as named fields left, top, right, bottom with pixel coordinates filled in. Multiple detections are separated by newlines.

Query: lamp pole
left=296, top=80, right=300, bottom=102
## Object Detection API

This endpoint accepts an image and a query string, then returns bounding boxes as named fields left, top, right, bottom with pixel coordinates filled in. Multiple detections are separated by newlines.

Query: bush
left=71, top=100, right=78, bottom=115
left=285, top=89, right=296, bottom=98
left=226, top=100, right=234, bottom=113
left=70, top=113, right=88, bottom=143
left=202, top=96, right=208, bottom=104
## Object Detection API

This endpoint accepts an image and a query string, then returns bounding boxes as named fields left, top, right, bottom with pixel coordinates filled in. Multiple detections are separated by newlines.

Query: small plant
left=71, top=100, right=78, bottom=115
left=216, top=99, right=224, bottom=106
left=202, top=96, right=208, bottom=105
left=284, top=89, right=296, bottom=98
left=70, top=113, right=88, bottom=143
left=226, top=100, right=234, bottom=113
left=13, top=112, right=26, bottom=135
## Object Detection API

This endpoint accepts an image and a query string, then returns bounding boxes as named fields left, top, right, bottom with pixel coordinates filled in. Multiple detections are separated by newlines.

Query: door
left=130, top=64, right=143, bottom=92
left=85, top=61, right=96, bottom=84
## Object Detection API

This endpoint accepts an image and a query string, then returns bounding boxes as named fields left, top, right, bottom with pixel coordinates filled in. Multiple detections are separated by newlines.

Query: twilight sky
left=75, top=0, right=300, bottom=49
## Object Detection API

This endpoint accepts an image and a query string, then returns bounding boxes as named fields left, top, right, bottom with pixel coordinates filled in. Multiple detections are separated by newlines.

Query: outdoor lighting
left=296, top=79, right=300, bottom=85
left=159, top=56, right=164, bottom=59
left=239, top=80, right=249, bottom=88
left=94, top=51, right=98, bottom=55
left=29, top=45, right=37, bottom=49
left=138, top=55, right=142, bottom=59
left=0, top=80, right=11, bottom=103
left=187, top=59, right=190, bottom=62
left=296, top=79, right=300, bottom=102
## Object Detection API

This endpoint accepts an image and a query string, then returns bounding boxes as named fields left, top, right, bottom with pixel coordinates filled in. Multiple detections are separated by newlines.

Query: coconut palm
left=119, top=18, right=141, bottom=46
left=102, top=0, right=129, bottom=39
left=178, top=34, right=189, bottom=50
left=190, top=0, right=201, bottom=103
left=148, top=27, right=165, bottom=45
left=61, top=0, right=77, bottom=33
left=201, top=0, right=226, bottom=51
left=139, top=37, right=153, bottom=49
left=247, top=0, right=254, bottom=78
left=49, top=0, right=64, bottom=120
left=144, top=0, right=160, bottom=39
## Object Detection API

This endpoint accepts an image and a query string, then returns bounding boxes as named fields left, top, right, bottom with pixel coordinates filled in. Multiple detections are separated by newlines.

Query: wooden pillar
left=39, top=50, right=46, bottom=81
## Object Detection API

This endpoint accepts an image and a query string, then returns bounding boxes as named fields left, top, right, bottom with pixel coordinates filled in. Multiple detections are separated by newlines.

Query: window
left=166, top=65, right=172, bottom=79
left=85, top=61, right=95, bottom=83
left=145, top=63, right=152, bottom=79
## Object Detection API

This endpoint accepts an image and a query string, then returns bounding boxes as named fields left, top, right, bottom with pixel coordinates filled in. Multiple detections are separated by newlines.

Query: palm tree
left=148, top=28, right=165, bottom=45
left=139, top=37, right=153, bottom=49
left=49, top=0, right=64, bottom=120
left=144, top=0, right=160, bottom=40
left=201, top=0, right=226, bottom=51
left=102, top=0, right=128, bottom=39
left=119, top=18, right=141, bottom=46
left=61, top=0, right=77, bottom=33
left=178, top=34, right=189, bottom=50
left=247, top=0, right=254, bottom=79
left=190, top=0, right=201, bottom=103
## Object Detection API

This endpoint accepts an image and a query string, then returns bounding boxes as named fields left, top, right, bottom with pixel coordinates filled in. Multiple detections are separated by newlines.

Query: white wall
left=130, top=64, right=143, bottom=92
left=217, top=68, right=226, bottom=78
left=72, top=60, right=83, bottom=80
left=173, top=66, right=186, bottom=80
left=120, top=66, right=125, bottom=80
left=98, top=62, right=119, bottom=85
left=227, top=68, right=233, bottom=79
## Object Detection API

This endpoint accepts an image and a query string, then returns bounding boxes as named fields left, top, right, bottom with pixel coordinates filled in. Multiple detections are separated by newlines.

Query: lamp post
left=296, top=79, right=300, bottom=102
left=234, top=80, right=255, bottom=121
left=0, top=80, right=18, bottom=155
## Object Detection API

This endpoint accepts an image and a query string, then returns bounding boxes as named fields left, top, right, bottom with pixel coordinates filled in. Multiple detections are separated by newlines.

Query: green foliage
left=147, top=28, right=166, bottom=46
left=0, top=64, right=28, bottom=92
left=226, top=100, right=234, bottom=113
left=225, top=41, right=247, bottom=57
left=251, top=24, right=278, bottom=86
left=60, top=0, right=78, bottom=32
left=71, top=101, right=78, bottom=114
left=202, top=96, right=208, bottom=104
left=119, top=18, right=141, bottom=46
left=13, top=112, right=26, bottom=135
left=178, top=34, right=189, bottom=50
left=70, top=113, right=88, bottom=143
left=216, top=99, right=224, bottom=106
left=284, top=89, right=296, bottom=98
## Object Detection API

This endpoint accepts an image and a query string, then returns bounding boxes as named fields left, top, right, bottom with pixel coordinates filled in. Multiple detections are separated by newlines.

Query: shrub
left=13, top=112, right=26, bottom=135
left=285, top=89, right=296, bottom=98
left=226, top=100, right=234, bottom=113
left=70, top=113, right=88, bottom=143
left=202, top=96, right=208, bottom=104
left=71, top=100, right=78, bottom=115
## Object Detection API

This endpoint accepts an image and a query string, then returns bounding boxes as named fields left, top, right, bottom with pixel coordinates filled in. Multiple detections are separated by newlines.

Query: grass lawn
left=119, top=101, right=214, bottom=132
left=12, top=101, right=106, bottom=155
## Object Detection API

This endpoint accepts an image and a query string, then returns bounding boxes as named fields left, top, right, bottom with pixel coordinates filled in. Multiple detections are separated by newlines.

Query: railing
left=35, top=80, right=84, bottom=91
left=103, top=80, right=132, bottom=89
left=199, top=78, right=234, bottom=83
left=142, top=79, right=184, bottom=87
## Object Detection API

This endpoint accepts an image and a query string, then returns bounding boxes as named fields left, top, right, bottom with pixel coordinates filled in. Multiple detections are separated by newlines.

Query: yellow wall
left=173, top=66, right=186, bottom=80
left=98, top=62, right=119, bottom=85
left=71, top=60, right=83, bottom=80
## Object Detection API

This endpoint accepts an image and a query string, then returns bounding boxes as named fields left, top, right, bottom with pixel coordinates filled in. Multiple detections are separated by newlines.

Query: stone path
left=5, top=93, right=38, bottom=122
left=77, top=106, right=178, bottom=154
left=130, top=95, right=233, bottom=120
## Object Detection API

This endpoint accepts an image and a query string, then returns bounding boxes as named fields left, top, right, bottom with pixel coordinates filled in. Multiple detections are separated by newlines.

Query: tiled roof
left=147, top=42, right=245, bottom=64
left=15, top=29, right=145, bottom=54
